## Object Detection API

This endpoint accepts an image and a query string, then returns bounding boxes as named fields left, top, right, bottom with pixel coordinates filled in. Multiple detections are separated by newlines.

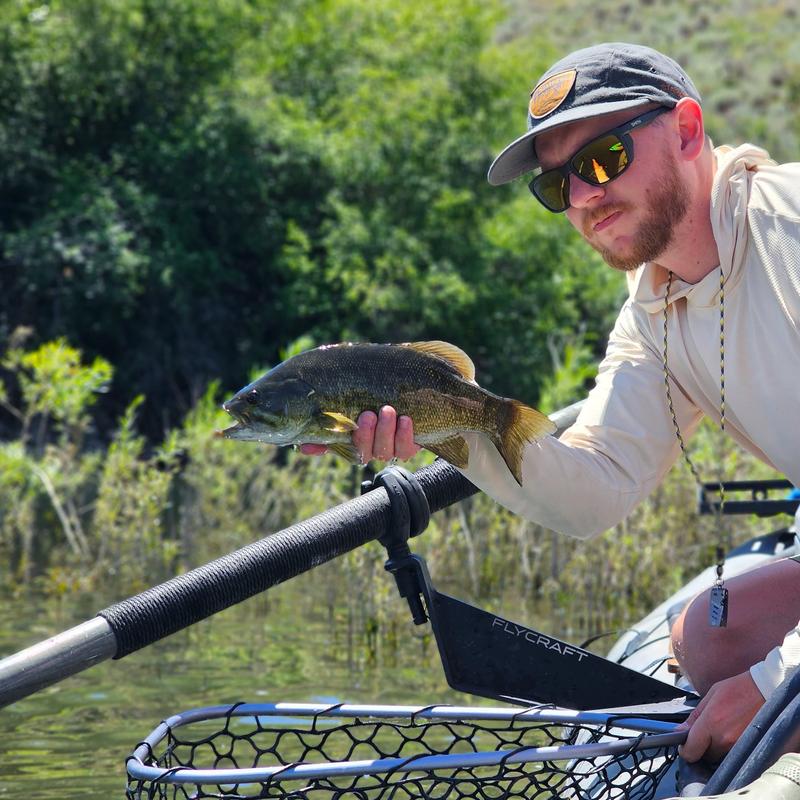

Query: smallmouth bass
left=218, top=341, right=555, bottom=485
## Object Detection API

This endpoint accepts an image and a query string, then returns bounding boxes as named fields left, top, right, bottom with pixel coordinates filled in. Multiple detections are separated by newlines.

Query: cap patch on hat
left=529, top=69, right=576, bottom=119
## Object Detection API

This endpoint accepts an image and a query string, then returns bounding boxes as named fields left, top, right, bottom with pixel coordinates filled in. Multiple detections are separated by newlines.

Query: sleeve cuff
left=749, top=626, right=800, bottom=699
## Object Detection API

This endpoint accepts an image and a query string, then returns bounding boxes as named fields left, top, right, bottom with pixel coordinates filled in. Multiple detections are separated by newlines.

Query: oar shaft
left=0, top=617, right=116, bottom=708
left=0, top=459, right=472, bottom=709
left=0, top=488, right=395, bottom=710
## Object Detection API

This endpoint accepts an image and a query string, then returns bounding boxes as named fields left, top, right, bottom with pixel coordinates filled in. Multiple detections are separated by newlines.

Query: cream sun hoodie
left=458, top=144, right=800, bottom=699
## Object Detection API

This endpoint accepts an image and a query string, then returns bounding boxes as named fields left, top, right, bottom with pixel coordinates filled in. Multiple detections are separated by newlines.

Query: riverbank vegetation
left=0, top=336, right=783, bottom=654
left=1, top=0, right=796, bottom=649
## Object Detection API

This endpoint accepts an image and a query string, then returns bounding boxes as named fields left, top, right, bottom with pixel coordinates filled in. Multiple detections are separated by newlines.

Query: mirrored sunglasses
left=528, top=107, right=670, bottom=213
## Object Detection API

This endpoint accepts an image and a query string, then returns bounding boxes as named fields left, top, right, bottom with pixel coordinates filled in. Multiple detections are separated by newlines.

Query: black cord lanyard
left=663, top=268, right=728, bottom=627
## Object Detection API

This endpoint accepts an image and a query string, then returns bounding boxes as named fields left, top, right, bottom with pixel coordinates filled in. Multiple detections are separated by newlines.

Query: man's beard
left=583, top=151, right=690, bottom=272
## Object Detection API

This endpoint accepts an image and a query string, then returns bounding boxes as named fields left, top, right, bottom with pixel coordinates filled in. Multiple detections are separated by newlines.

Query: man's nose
left=568, top=172, right=606, bottom=208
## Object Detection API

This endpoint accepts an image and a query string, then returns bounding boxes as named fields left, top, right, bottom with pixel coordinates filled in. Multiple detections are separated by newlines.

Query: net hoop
left=127, top=701, right=684, bottom=796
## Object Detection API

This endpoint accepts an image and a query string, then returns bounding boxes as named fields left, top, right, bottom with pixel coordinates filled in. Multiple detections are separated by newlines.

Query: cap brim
left=487, top=98, right=657, bottom=186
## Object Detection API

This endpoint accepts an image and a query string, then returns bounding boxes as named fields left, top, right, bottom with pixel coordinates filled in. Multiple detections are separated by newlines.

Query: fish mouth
left=217, top=401, right=251, bottom=438
left=217, top=397, right=308, bottom=444
left=215, top=420, right=284, bottom=443
left=215, top=410, right=301, bottom=444
left=215, top=421, right=249, bottom=439
left=217, top=402, right=263, bottom=439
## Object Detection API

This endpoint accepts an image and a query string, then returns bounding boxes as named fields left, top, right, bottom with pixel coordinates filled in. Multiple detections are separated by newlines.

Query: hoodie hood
left=627, top=143, right=776, bottom=314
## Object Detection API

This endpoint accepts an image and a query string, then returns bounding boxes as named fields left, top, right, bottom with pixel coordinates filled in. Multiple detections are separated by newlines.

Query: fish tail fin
left=490, top=398, right=556, bottom=486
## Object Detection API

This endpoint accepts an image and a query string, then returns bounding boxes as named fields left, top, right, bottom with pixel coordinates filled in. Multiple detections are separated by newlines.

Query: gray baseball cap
left=487, top=43, right=702, bottom=186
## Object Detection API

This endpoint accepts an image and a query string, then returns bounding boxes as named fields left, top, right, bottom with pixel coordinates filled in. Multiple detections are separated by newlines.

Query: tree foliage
left=0, top=0, right=628, bottom=434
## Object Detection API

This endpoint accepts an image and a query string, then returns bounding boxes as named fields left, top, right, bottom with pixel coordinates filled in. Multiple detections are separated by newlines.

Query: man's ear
left=674, top=97, right=706, bottom=161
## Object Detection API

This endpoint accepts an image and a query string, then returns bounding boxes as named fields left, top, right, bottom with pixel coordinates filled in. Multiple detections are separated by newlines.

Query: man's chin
left=592, top=227, right=674, bottom=272
left=591, top=239, right=645, bottom=272
left=602, top=251, right=647, bottom=272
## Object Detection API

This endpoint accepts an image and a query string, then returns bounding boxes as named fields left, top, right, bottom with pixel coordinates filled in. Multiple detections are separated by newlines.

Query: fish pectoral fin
left=320, top=411, right=359, bottom=433
left=425, top=435, right=470, bottom=469
left=328, top=442, right=362, bottom=463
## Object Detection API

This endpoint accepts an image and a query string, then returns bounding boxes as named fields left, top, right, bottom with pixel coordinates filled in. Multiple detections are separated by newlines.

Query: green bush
left=0, top=0, right=625, bottom=434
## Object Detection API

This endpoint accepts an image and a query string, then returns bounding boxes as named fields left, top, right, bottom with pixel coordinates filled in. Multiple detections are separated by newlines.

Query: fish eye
left=246, top=389, right=259, bottom=405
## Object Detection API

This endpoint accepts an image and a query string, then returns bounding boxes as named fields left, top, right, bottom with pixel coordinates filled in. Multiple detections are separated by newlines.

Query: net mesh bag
left=126, top=702, right=682, bottom=800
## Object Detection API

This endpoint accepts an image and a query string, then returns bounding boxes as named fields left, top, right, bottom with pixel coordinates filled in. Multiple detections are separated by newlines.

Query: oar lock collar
left=362, top=466, right=432, bottom=626
left=361, top=466, right=431, bottom=557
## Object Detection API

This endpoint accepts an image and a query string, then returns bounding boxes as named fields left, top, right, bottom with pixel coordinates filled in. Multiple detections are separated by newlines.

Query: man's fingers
left=681, top=696, right=707, bottom=728
left=353, top=410, right=378, bottom=462
left=395, top=415, right=420, bottom=460
left=677, top=690, right=711, bottom=762
left=372, top=406, right=398, bottom=460
left=677, top=672, right=764, bottom=763
left=302, top=408, right=418, bottom=463
left=679, top=717, right=712, bottom=763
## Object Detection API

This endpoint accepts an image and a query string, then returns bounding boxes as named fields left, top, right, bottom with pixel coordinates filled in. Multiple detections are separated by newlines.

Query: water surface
left=0, top=570, right=480, bottom=798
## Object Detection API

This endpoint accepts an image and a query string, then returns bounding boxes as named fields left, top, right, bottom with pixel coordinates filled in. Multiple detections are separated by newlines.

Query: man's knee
left=671, top=592, right=718, bottom=694
left=671, top=590, right=753, bottom=693
left=671, top=558, right=800, bottom=695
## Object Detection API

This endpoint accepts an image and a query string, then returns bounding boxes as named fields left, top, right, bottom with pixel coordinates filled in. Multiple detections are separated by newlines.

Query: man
left=302, top=43, right=800, bottom=764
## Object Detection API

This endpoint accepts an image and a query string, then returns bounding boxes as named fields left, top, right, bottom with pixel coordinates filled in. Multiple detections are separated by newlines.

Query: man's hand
left=678, top=670, right=765, bottom=763
left=299, top=406, right=420, bottom=462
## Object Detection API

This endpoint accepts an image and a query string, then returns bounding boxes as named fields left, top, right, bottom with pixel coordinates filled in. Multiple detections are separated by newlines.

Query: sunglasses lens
left=573, top=134, right=629, bottom=184
left=529, top=132, right=632, bottom=212
left=530, top=171, right=569, bottom=212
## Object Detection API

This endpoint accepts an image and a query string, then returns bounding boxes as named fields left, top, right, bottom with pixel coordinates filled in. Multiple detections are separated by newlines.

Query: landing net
left=126, top=702, right=683, bottom=800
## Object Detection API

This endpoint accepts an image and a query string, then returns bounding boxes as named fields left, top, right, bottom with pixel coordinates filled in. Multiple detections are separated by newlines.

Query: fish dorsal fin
left=403, top=341, right=476, bottom=381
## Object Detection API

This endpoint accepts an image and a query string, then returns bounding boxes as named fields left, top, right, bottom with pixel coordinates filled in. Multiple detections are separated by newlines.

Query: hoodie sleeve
left=750, top=623, right=800, bottom=699
left=458, top=301, right=705, bottom=538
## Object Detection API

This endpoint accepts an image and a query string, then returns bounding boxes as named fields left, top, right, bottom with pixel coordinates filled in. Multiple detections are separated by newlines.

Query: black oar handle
left=100, top=458, right=476, bottom=658
left=0, top=459, right=477, bottom=709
